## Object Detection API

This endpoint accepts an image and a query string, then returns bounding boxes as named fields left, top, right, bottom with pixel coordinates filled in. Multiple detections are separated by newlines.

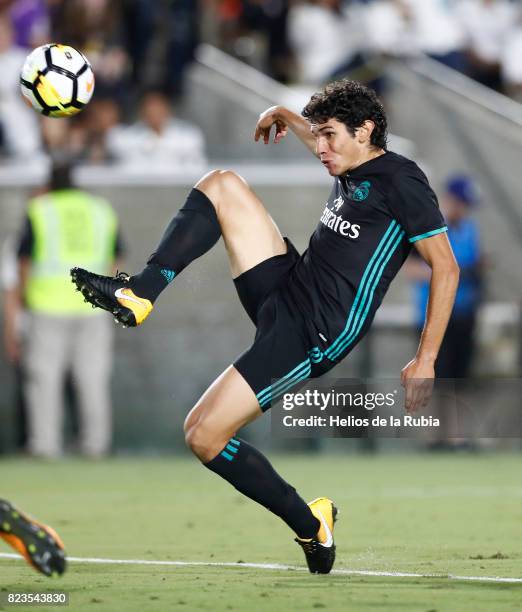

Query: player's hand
left=254, top=106, right=288, bottom=145
left=400, top=357, right=434, bottom=414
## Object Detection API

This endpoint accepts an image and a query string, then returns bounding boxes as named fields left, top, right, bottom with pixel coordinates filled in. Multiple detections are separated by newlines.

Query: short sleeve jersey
left=281, top=151, right=447, bottom=363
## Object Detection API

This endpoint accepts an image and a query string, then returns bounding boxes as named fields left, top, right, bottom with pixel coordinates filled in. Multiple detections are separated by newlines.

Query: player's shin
left=130, top=188, right=221, bottom=302
left=203, top=438, right=320, bottom=539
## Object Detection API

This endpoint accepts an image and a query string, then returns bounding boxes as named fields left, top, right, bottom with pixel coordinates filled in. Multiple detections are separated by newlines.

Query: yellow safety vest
left=25, top=189, right=117, bottom=315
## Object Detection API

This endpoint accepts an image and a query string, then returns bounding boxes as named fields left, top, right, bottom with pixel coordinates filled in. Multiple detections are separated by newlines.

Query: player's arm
left=401, top=232, right=459, bottom=412
left=254, top=106, right=317, bottom=157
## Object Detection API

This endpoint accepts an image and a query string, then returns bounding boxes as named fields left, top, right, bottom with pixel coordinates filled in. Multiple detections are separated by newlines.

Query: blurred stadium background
left=0, top=0, right=521, bottom=456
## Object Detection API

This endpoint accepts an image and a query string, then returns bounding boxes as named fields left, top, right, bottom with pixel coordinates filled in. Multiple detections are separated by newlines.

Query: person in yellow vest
left=15, top=163, right=124, bottom=458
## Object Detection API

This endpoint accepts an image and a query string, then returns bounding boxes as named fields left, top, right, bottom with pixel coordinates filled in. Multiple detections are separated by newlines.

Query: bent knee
left=195, top=169, right=248, bottom=205
left=197, top=168, right=244, bottom=187
left=184, top=422, right=223, bottom=464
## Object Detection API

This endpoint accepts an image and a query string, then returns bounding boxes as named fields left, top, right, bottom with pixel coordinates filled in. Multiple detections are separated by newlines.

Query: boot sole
left=0, top=500, right=66, bottom=576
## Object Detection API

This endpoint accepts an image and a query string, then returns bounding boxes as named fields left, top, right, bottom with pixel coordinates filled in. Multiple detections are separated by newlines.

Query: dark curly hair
left=302, top=79, right=388, bottom=150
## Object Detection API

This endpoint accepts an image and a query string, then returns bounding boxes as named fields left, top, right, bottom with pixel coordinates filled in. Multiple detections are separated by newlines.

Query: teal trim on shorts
left=256, top=359, right=310, bottom=405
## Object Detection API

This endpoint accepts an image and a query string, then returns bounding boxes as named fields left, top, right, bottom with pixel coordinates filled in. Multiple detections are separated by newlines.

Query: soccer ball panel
left=19, top=43, right=94, bottom=117
left=49, top=44, right=87, bottom=75
left=48, top=107, right=80, bottom=118
left=20, top=45, right=49, bottom=83
left=76, top=66, right=95, bottom=104
left=20, top=84, right=43, bottom=113
left=37, top=70, right=73, bottom=106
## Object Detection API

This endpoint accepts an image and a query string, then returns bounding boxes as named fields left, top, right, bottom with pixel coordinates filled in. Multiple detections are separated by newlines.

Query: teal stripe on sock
left=226, top=444, right=238, bottom=454
left=221, top=450, right=234, bottom=461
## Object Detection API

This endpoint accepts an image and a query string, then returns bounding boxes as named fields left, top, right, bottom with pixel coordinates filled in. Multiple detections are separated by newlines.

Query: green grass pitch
left=1, top=454, right=521, bottom=611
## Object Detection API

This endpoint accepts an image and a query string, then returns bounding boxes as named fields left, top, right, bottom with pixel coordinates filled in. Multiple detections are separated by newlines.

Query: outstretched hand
left=400, top=358, right=435, bottom=414
left=254, top=106, right=288, bottom=145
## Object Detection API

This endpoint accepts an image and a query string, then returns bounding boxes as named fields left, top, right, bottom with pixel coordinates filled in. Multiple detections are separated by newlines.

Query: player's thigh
left=195, top=170, right=286, bottom=278
left=184, top=365, right=262, bottom=460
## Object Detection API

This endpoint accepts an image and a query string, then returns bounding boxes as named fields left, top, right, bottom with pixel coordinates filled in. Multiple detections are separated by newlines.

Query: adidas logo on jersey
left=320, top=204, right=360, bottom=239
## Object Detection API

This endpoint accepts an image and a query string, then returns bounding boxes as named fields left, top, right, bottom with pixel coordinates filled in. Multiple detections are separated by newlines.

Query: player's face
left=312, top=119, right=372, bottom=176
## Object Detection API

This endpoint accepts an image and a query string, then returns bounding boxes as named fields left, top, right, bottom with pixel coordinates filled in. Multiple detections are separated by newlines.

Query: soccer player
left=71, top=80, right=459, bottom=574
left=0, top=499, right=66, bottom=576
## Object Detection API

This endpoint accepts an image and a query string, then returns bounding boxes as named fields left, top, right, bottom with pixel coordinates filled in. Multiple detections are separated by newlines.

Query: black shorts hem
left=233, top=237, right=300, bottom=325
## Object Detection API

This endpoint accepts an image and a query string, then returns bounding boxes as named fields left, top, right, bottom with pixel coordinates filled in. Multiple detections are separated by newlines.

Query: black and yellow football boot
left=70, top=267, right=153, bottom=327
left=0, top=499, right=66, bottom=576
left=295, top=497, right=338, bottom=574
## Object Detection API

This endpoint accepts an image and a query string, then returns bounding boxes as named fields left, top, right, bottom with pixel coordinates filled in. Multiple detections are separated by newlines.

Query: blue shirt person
left=406, top=174, right=483, bottom=378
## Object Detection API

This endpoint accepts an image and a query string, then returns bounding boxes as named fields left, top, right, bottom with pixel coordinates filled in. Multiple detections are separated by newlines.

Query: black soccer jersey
left=281, top=151, right=447, bottom=363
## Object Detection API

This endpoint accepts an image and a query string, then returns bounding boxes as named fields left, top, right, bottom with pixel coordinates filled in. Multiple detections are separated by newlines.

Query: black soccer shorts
left=233, top=238, right=335, bottom=411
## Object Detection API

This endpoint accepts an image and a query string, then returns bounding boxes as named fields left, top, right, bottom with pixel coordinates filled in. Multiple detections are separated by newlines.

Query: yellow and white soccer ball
left=20, top=43, right=95, bottom=118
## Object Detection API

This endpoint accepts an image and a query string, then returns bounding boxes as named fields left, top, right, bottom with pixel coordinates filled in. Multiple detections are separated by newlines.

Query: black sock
left=130, top=188, right=221, bottom=302
left=204, top=438, right=320, bottom=539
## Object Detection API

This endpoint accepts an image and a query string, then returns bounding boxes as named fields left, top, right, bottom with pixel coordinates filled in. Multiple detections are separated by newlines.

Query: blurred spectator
left=50, top=0, right=130, bottom=106
left=38, top=114, right=91, bottom=166
left=456, top=0, right=517, bottom=91
left=206, top=1, right=293, bottom=82
left=405, top=174, right=484, bottom=446
left=3, top=227, right=81, bottom=453
left=399, top=0, right=467, bottom=71
left=0, top=14, right=41, bottom=159
left=106, top=89, right=207, bottom=171
left=73, top=97, right=121, bottom=163
left=120, top=0, right=155, bottom=94
left=7, top=0, right=50, bottom=49
left=407, top=174, right=484, bottom=372
left=119, top=0, right=198, bottom=101
left=241, top=0, right=293, bottom=83
left=501, top=8, right=522, bottom=102
left=45, top=0, right=199, bottom=108
left=162, top=0, right=199, bottom=98
left=288, top=1, right=363, bottom=85
left=363, top=0, right=411, bottom=57
left=1, top=235, right=28, bottom=450
left=361, top=0, right=467, bottom=69
left=211, top=0, right=243, bottom=48
left=15, top=162, right=124, bottom=458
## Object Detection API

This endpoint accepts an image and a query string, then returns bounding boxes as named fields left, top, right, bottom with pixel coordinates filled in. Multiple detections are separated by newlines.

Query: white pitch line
left=1, top=553, right=521, bottom=584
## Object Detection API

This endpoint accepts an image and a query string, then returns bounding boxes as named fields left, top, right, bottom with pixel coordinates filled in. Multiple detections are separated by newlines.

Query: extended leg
left=131, top=169, right=287, bottom=299
left=184, top=365, right=338, bottom=574
left=183, top=365, right=320, bottom=539
left=71, top=170, right=287, bottom=326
